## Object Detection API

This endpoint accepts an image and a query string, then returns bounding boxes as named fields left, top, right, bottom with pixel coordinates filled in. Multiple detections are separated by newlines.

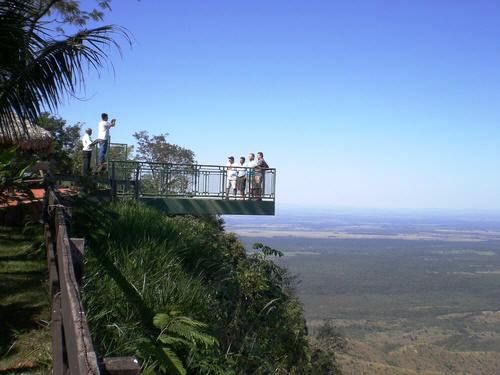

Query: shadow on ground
left=0, top=225, right=50, bottom=371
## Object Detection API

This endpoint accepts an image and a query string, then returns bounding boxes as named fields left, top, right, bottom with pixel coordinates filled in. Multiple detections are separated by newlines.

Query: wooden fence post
left=102, top=357, right=141, bottom=375
left=51, top=293, right=66, bottom=375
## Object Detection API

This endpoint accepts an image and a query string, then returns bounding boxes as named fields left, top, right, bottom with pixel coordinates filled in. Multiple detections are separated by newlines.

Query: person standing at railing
left=253, top=152, right=269, bottom=200
left=225, top=156, right=238, bottom=198
left=236, top=156, right=247, bottom=199
left=247, top=153, right=257, bottom=198
left=96, top=113, right=116, bottom=170
left=81, top=128, right=96, bottom=176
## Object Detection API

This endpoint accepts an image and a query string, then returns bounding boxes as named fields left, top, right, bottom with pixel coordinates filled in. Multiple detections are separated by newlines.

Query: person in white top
left=81, top=128, right=94, bottom=175
left=225, top=156, right=238, bottom=198
left=246, top=153, right=258, bottom=198
left=96, top=113, right=116, bottom=166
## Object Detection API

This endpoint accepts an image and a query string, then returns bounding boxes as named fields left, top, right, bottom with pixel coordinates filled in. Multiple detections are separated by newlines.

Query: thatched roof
left=0, top=117, right=52, bottom=151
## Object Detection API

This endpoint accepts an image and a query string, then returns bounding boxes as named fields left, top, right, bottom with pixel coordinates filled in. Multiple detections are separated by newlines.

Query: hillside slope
left=339, top=338, right=500, bottom=375
left=73, top=200, right=340, bottom=374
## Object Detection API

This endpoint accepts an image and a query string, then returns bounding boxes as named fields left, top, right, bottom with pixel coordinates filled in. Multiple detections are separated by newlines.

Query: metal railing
left=90, top=141, right=128, bottom=169
left=109, top=160, right=276, bottom=201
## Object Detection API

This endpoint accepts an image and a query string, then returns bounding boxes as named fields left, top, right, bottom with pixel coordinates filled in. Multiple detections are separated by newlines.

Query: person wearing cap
left=225, top=156, right=238, bottom=198
left=81, top=128, right=94, bottom=175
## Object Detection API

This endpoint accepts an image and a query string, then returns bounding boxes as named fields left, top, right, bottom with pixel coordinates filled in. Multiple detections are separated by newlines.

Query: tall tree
left=133, top=131, right=195, bottom=165
left=0, top=0, right=129, bottom=139
left=37, top=112, right=82, bottom=174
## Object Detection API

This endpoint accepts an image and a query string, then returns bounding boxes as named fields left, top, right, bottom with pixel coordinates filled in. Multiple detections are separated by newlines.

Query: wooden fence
left=44, top=185, right=141, bottom=375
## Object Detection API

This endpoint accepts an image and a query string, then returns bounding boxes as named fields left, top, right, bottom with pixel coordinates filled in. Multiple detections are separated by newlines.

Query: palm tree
left=0, top=0, right=129, bottom=142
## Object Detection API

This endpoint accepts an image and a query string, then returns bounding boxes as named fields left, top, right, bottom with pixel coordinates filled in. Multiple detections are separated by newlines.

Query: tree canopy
left=133, top=131, right=195, bottom=165
left=37, top=112, right=82, bottom=174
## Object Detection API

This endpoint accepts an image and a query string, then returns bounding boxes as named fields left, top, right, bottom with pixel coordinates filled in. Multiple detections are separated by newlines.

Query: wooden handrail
left=44, top=184, right=140, bottom=375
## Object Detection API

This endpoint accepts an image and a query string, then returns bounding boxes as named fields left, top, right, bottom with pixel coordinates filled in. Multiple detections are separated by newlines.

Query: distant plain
left=226, top=210, right=500, bottom=374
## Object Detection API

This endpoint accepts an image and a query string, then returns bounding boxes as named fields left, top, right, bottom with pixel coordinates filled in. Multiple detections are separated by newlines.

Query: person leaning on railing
left=81, top=128, right=99, bottom=176
left=253, top=152, right=269, bottom=200
left=81, top=128, right=93, bottom=176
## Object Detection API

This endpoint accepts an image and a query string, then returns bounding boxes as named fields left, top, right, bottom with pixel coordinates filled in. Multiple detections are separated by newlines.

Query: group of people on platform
left=81, top=113, right=116, bottom=175
left=80, top=114, right=270, bottom=200
left=225, top=152, right=269, bottom=200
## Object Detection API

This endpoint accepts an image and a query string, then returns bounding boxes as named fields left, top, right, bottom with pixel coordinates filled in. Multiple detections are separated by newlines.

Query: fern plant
left=150, top=310, right=218, bottom=375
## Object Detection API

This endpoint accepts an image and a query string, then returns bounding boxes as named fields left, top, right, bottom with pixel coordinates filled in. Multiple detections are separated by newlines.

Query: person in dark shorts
left=81, top=128, right=94, bottom=175
left=236, top=156, right=247, bottom=199
left=253, top=152, right=269, bottom=200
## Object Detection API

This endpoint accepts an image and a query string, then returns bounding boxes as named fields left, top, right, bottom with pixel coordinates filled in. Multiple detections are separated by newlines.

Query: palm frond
left=0, top=0, right=130, bottom=141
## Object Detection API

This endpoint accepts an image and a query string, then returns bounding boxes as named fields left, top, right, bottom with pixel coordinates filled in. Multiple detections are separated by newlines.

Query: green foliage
left=73, top=200, right=322, bottom=374
left=0, top=147, right=35, bottom=193
left=154, top=311, right=217, bottom=349
left=305, top=321, right=347, bottom=374
left=309, top=340, right=343, bottom=375
left=316, top=320, right=347, bottom=352
left=151, top=311, right=218, bottom=375
left=46, top=0, right=113, bottom=30
left=0, top=0, right=129, bottom=133
left=133, top=131, right=195, bottom=164
left=37, top=113, right=82, bottom=174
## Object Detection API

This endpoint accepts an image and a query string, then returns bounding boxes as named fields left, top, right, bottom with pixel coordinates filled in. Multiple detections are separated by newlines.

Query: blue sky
left=59, top=0, right=500, bottom=210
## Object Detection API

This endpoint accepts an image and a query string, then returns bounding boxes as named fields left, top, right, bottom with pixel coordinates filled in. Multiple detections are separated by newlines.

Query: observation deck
left=105, top=144, right=276, bottom=215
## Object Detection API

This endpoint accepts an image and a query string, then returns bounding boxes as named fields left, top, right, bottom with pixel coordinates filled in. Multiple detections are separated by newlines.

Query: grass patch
left=0, top=226, right=51, bottom=374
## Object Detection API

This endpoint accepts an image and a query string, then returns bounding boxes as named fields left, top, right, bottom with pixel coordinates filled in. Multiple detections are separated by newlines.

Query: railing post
left=51, top=293, right=66, bottom=375
left=102, top=357, right=141, bottom=375
left=165, top=163, right=170, bottom=195
left=222, top=166, right=226, bottom=199
left=106, top=137, right=110, bottom=165
left=262, top=169, right=267, bottom=198
left=111, top=161, right=117, bottom=200
left=134, top=163, right=140, bottom=200
left=272, top=169, right=276, bottom=200
left=192, top=166, right=196, bottom=196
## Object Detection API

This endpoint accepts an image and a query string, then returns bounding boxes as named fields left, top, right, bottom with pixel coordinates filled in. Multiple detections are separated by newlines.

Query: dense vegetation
left=73, top=200, right=340, bottom=374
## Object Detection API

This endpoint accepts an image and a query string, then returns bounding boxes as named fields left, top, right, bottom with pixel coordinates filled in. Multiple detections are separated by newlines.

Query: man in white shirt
left=225, top=156, right=238, bottom=198
left=81, top=128, right=94, bottom=175
left=246, top=153, right=258, bottom=198
left=96, top=112, right=116, bottom=166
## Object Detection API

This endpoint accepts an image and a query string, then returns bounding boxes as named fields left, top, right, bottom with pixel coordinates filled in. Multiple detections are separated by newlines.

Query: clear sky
left=58, top=0, right=500, bottom=210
